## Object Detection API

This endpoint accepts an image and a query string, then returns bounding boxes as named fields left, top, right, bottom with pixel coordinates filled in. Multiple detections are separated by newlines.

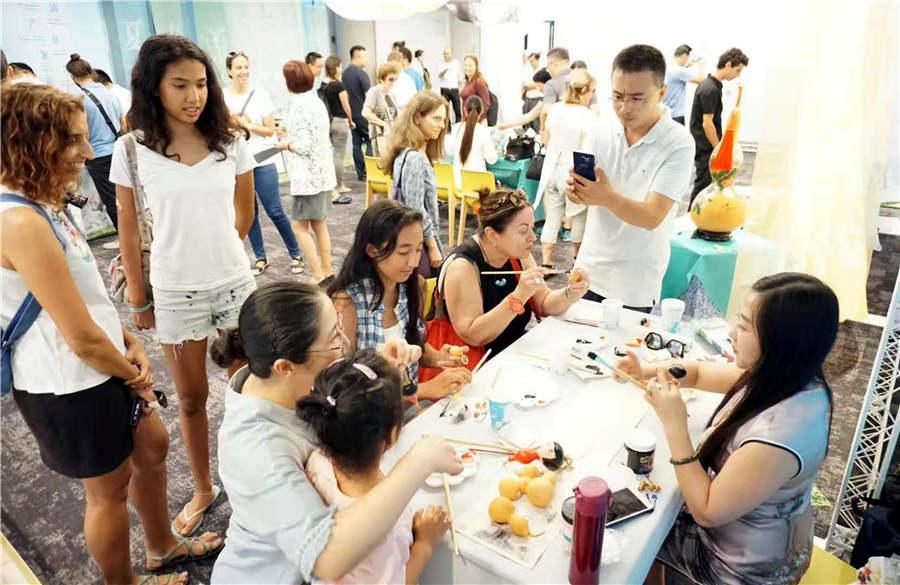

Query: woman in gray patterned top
left=381, top=91, right=449, bottom=278
left=618, top=273, right=838, bottom=585
left=363, top=61, right=402, bottom=156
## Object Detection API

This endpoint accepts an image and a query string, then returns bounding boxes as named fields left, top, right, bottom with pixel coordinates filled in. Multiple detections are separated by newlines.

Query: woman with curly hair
left=1, top=82, right=218, bottom=585
left=109, top=34, right=256, bottom=538
left=380, top=91, right=448, bottom=277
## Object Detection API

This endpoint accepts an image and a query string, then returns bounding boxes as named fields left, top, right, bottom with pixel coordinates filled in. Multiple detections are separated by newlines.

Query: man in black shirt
left=689, top=47, right=748, bottom=202
left=342, top=45, right=372, bottom=181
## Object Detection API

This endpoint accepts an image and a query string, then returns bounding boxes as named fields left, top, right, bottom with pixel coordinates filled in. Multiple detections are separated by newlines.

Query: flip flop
left=251, top=259, right=269, bottom=277
left=170, top=485, right=222, bottom=537
left=148, top=533, right=223, bottom=573
left=139, top=572, right=189, bottom=585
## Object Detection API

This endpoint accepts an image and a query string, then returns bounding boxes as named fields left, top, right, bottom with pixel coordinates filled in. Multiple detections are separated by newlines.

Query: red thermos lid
left=573, top=477, right=611, bottom=517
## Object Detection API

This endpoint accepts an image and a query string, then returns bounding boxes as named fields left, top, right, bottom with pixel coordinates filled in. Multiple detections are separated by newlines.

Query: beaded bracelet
left=128, top=301, right=154, bottom=314
left=670, top=452, right=700, bottom=466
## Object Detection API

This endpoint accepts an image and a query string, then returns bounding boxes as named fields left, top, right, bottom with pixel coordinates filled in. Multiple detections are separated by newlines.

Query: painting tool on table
left=586, top=351, right=649, bottom=391
left=446, top=438, right=515, bottom=454
left=696, top=327, right=735, bottom=360
left=442, top=473, right=460, bottom=556
left=481, top=269, right=569, bottom=276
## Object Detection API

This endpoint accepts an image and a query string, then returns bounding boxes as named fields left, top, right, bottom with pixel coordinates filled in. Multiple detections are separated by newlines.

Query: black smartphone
left=573, top=150, right=597, bottom=181
left=130, top=390, right=168, bottom=427
left=606, top=487, right=654, bottom=527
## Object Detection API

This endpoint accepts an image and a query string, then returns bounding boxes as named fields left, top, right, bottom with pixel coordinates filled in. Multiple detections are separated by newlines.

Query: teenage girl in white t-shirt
left=1, top=83, right=218, bottom=585
left=110, top=34, right=256, bottom=538
left=223, top=50, right=303, bottom=277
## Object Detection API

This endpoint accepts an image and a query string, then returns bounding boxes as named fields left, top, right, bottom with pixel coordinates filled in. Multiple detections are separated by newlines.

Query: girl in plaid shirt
left=329, top=200, right=471, bottom=403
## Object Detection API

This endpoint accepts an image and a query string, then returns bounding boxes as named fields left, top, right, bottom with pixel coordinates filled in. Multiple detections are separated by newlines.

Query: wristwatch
left=507, top=295, right=526, bottom=316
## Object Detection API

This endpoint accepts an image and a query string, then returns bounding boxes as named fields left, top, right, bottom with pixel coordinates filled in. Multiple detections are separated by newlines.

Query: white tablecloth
left=381, top=300, right=723, bottom=584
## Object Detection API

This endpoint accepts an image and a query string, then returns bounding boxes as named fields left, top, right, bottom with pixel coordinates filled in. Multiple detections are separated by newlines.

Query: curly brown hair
left=1, top=83, right=84, bottom=206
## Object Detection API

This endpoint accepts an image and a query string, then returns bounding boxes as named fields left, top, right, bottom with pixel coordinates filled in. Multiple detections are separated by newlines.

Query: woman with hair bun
left=211, top=282, right=463, bottom=584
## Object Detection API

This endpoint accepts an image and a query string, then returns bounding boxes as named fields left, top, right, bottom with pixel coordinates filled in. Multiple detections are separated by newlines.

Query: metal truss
left=826, top=268, right=900, bottom=557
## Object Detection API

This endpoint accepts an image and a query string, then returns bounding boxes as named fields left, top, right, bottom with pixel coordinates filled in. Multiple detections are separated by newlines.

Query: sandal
left=251, top=259, right=269, bottom=277
left=290, top=257, right=304, bottom=275
left=139, top=572, right=189, bottom=585
left=170, top=485, right=222, bottom=537
left=148, top=533, right=223, bottom=573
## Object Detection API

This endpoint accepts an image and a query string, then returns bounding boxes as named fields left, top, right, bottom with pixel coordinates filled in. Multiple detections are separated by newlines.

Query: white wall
left=373, top=9, right=450, bottom=80
left=477, top=0, right=781, bottom=143
left=3, top=1, right=114, bottom=91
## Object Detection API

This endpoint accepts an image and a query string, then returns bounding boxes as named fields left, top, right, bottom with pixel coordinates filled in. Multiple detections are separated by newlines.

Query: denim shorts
left=154, top=273, right=257, bottom=345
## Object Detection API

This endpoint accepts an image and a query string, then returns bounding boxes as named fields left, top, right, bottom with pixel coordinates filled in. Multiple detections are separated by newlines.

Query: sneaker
left=332, top=194, right=352, bottom=205
left=101, top=239, right=120, bottom=250
left=290, top=257, right=304, bottom=275
left=251, top=259, right=269, bottom=276
left=560, top=228, right=573, bottom=243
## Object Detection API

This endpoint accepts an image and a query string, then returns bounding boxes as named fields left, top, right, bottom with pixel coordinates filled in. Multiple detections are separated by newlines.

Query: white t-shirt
left=110, top=83, right=132, bottom=116
left=523, top=65, right=542, bottom=99
left=437, top=59, right=461, bottom=90
left=575, top=107, right=695, bottom=307
left=452, top=122, right=498, bottom=177
left=109, top=134, right=255, bottom=291
left=392, top=72, right=417, bottom=110
left=223, top=86, right=276, bottom=167
left=0, top=197, right=125, bottom=394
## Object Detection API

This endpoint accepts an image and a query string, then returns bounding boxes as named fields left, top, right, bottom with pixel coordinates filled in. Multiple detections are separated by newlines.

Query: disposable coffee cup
left=601, top=298, right=623, bottom=329
left=661, top=298, right=686, bottom=333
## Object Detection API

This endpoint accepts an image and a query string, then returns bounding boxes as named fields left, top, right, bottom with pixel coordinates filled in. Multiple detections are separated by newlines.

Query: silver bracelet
left=128, top=301, right=154, bottom=314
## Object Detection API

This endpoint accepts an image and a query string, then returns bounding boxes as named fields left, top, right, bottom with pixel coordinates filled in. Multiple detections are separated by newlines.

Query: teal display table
left=487, top=158, right=543, bottom=222
left=660, top=229, right=741, bottom=316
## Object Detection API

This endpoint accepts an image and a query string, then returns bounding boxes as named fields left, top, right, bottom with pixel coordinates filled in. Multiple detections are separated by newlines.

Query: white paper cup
left=661, top=298, right=686, bottom=333
left=601, top=298, right=623, bottom=329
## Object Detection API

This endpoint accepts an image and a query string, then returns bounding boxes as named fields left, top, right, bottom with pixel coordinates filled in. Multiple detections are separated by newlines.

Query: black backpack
left=486, top=90, right=499, bottom=127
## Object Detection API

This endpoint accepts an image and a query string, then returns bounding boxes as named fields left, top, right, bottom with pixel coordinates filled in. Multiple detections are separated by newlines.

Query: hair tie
left=352, top=363, right=377, bottom=380
left=326, top=395, right=336, bottom=407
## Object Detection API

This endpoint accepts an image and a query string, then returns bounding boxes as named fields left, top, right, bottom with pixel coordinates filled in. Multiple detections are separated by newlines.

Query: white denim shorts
left=154, top=272, right=257, bottom=345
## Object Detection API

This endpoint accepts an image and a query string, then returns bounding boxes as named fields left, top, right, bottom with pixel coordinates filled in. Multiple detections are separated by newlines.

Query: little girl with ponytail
left=298, top=350, right=450, bottom=585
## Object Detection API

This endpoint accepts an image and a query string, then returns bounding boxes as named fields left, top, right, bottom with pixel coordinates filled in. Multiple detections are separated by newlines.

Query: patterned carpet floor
left=1, top=157, right=895, bottom=584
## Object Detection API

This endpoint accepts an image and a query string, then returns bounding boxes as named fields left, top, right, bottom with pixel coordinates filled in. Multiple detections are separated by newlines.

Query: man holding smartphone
left=567, top=44, right=694, bottom=313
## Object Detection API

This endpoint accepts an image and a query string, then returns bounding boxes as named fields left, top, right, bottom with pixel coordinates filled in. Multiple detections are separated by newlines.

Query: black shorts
left=13, top=377, right=135, bottom=479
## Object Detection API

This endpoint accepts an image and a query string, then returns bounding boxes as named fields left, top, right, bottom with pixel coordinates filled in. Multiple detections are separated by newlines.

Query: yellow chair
left=798, top=546, right=858, bottom=585
left=451, top=169, right=497, bottom=246
left=422, top=277, right=437, bottom=319
left=434, top=162, right=457, bottom=247
left=364, top=156, right=392, bottom=208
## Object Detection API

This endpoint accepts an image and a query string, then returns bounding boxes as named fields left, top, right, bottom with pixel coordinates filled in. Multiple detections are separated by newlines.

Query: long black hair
left=128, top=34, right=245, bottom=161
left=211, top=282, right=326, bottom=378
left=327, top=200, right=424, bottom=346
left=698, top=272, right=839, bottom=470
left=459, top=95, right=483, bottom=166
left=297, top=350, right=403, bottom=475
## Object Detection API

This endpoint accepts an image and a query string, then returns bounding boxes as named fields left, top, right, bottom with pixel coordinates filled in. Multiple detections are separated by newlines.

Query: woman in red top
left=460, top=55, right=490, bottom=122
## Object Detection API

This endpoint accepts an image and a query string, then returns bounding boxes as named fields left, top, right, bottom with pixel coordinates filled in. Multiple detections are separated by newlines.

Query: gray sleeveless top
left=698, top=383, right=830, bottom=584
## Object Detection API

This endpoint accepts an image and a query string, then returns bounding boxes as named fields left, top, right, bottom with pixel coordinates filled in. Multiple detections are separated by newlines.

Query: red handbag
left=419, top=255, right=540, bottom=382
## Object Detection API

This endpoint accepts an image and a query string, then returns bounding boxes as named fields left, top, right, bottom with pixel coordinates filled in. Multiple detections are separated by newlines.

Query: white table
left=381, top=301, right=723, bottom=584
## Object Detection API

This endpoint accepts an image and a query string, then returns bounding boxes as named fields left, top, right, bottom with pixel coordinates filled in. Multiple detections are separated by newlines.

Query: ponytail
left=459, top=95, right=484, bottom=165
left=210, top=328, right=246, bottom=369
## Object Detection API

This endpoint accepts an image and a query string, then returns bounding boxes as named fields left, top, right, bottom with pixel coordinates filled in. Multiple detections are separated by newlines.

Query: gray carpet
left=1, top=156, right=893, bottom=584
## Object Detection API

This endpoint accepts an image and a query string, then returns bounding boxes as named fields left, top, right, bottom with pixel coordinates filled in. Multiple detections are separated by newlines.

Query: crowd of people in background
left=0, top=34, right=834, bottom=585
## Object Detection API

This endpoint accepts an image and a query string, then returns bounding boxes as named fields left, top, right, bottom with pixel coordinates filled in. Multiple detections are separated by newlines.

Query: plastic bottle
left=568, top=476, right=612, bottom=585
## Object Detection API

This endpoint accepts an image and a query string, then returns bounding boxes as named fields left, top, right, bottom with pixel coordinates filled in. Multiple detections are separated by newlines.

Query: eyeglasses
left=644, top=332, right=685, bottom=358
left=308, top=313, right=350, bottom=355
left=610, top=94, right=649, bottom=107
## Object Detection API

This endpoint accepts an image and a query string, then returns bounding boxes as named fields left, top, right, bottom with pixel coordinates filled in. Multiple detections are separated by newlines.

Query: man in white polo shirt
left=568, top=44, right=694, bottom=312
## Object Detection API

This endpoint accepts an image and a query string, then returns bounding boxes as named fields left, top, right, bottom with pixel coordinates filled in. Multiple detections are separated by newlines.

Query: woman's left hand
left=436, top=344, right=469, bottom=368
left=565, top=268, right=590, bottom=300
left=644, top=369, right=688, bottom=428
left=381, top=338, right=423, bottom=370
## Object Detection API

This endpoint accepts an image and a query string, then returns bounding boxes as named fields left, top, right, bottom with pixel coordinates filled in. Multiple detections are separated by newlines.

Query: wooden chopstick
left=564, top=318, right=602, bottom=328
left=467, top=447, right=515, bottom=456
left=588, top=352, right=649, bottom=391
left=443, top=473, right=460, bottom=556
left=518, top=350, right=550, bottom=362
left=447, top=438, right=515, bottom=453
left=471, top=348, right=492, bottom=376
left=481, top=269, right=569, bottom=275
